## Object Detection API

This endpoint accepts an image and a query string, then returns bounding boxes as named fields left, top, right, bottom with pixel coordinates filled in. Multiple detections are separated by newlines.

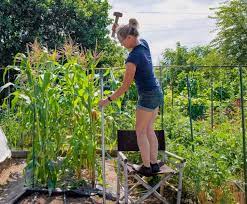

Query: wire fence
left=1, top=64, right=247, bottom=202
left=97, top=65, right=247, bottom=201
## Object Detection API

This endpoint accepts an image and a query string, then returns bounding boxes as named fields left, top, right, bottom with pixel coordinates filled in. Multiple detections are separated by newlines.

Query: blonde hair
left=117, top=18, right=139, bottom=40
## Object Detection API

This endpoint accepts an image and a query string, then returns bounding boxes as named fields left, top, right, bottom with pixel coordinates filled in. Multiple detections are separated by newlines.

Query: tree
left=211, top=0, right=247, bottom=64
left=0, top=0, right=125, bottom=102
left=162, top=42, right=188, bottom=66
left=161, top=43, right=228, bottom=99
left=0, top=0, right=114, bottom=66
left=161, top=42, right=241, bottom=120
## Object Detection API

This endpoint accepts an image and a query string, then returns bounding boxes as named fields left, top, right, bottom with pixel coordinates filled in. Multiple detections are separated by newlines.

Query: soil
left=0, top=158, right=26, bottom=204
left=18, top=194, right=112, bottom=204
left=0, top=159, right=26, bottom=186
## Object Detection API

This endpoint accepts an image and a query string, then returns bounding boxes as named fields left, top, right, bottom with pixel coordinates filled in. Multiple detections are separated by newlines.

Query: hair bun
left=129, top=18, right=139, bottom=29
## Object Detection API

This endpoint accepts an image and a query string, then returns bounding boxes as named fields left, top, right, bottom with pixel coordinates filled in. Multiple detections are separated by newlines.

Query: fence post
left=100, top=70, right=106, bottom=203
left=159, top=66, right=164, bottom=130
left=171, top=68, right=174, bottom=108
left=32, top=104, right=36, bottom=188
left=239, top=66, right=247, bottom=204
left=210, top=76, right=214, bottom=130
left=7, top=68, right=10, bottom=111
left=186, top=73, right=194, bottom=152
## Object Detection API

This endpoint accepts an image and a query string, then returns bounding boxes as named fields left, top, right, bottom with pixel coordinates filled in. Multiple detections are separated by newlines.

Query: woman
left=98, top=18, right=164, bottom=177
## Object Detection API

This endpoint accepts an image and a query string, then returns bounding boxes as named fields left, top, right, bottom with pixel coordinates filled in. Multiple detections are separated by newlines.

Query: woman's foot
left=136, top=165, right=152, bottom=177
left=150, top=163, right=160, bottom=173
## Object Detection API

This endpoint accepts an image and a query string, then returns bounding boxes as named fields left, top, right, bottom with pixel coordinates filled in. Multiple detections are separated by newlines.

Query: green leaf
left=0, top=82, right=16, bottom=93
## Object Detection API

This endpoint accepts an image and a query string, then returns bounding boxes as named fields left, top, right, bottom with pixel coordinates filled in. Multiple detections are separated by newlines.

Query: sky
left=108, top=0, right=225, bottom=65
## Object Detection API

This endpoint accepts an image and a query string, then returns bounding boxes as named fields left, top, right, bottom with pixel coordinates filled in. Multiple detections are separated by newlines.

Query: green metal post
left=100, top=70, right=106, bottom=203
left=239, top=66, right=247, bottom=203
left=32, top=104, right=36, bottom=188
left=159, top=66, right=164, bottom=130
left=210, top=77, right=214, bottom=130
left=220, top=80, right=223, bottom=123
left=171, top=69, right=174, bottom=108
left=186, top=74, right=194, bottom=152
left=7, top=69, right=10, bottom=111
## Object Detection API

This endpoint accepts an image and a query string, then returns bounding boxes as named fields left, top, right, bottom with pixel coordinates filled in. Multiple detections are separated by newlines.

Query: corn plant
left=0, top=40, right=103, bottom=192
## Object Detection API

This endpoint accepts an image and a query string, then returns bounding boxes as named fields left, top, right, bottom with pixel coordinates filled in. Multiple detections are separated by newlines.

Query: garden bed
left=2, top=152, right=243, bottom=203
left=18, top=194, right=98, bottom=204
left=0, top=157, right=118, bottom=203
left=0, top=157, right=197, bottom=203
left=13, top=189, right=114, bottom=204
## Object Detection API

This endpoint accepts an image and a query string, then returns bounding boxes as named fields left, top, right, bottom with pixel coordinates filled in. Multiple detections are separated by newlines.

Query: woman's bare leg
left=147, top=108, right=159, bottom=164
left=135, top=108, right=154, bottom=167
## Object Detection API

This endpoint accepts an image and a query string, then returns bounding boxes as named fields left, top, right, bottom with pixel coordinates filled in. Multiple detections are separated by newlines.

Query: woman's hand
left=98, top=98, right=110, bottom=108
left=112, top=23, right=118, bottom=33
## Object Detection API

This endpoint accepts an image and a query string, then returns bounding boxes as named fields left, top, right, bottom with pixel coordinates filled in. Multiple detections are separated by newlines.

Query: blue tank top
left=125, top=39, right=159, bottom=93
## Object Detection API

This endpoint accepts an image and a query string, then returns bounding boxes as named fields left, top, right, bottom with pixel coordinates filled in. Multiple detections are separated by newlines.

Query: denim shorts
left=137, top=87, right=164, bottom=112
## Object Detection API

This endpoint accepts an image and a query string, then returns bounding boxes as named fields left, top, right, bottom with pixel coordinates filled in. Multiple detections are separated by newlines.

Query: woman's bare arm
left=98, top=62, right=136, bottom=107
left=110, top=62, right=136, bottom=100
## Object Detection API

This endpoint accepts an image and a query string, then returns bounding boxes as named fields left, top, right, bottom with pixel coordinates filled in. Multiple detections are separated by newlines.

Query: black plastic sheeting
left=13, top=188, right=116, bottom=203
